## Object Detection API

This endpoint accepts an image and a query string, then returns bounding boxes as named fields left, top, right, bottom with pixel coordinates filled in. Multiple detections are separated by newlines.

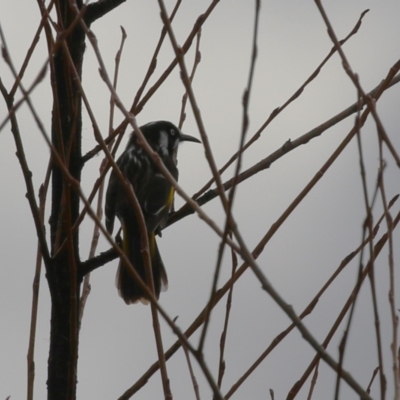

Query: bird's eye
left=170, top=129, right=175, bottom=136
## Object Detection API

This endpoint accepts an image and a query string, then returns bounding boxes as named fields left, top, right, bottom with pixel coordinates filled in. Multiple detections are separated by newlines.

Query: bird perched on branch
left=105, top=121, right=201, bottom=304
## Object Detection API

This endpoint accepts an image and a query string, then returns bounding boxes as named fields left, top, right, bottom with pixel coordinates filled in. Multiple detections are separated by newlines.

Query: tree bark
left=47, top=1, right=84, bottom=398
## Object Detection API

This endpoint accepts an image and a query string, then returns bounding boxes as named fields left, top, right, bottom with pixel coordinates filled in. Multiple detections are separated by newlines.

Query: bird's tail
left=116, top=222, right=168, bottom=304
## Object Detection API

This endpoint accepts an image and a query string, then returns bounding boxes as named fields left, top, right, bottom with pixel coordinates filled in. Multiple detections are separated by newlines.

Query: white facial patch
left=158, top=130, right=169, bottom=157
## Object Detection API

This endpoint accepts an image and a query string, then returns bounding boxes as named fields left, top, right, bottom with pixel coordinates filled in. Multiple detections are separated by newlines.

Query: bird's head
left=138, top=120, right=201, bottom=163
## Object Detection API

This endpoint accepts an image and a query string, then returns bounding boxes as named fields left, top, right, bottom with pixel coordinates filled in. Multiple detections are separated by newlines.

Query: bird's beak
left=180, top=133, right=201, bottom=143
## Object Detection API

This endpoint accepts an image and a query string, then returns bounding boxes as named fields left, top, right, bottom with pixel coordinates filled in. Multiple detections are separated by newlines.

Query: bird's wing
left=143, top=172, right=173, bottom=232
left=105, top=148, right=141, bottom=234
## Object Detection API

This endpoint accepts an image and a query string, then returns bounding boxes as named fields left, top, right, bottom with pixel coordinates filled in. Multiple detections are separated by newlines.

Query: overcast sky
left=1, top=1, right=400, bottom=399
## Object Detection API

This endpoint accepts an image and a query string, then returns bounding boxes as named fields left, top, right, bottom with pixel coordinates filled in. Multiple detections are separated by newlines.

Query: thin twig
left=27, top=163, right=51, bottom=400
left=366, top=367, right=380, bottom=394
left=228, top=0, right=260, bottom=206
left=269, top=389, right=275, bottom=400
left=178, top=27, right=201, bottom=129
left=217, top=238, right=238, bottom=390
left=182, top=345, right=201, bottom=400
left=365, top=150, right=386, bottom=400
left=377, top=124, right=398, bottom=398
left=334, top=89, right=369, bottom=400
left=307, top=361, right=320, bottom=400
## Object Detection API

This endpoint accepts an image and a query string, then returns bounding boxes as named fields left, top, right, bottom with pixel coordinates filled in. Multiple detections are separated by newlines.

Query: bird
left=105, top=120, right=201, bottom=304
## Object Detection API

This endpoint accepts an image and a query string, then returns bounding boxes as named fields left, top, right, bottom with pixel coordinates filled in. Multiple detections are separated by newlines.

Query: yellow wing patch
left=165, top=187, right=175, bottom=211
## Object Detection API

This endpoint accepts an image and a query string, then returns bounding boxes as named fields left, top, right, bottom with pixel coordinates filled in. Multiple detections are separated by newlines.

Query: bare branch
left=84, top=0, right=127, bottom=26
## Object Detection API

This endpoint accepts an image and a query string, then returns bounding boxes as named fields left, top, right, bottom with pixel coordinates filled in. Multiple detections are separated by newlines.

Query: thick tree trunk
left=47, top=1, right=84, bottom=398
left=47, top=256, right=80, bottom=400
left=44, top=1, right=127, bottom=397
